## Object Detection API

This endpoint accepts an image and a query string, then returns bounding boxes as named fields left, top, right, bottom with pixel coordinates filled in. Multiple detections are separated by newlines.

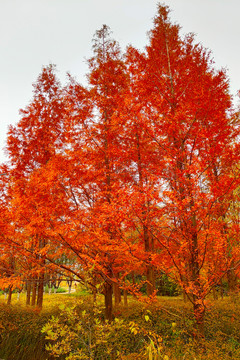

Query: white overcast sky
left=0, top=0, right=239, bottom=163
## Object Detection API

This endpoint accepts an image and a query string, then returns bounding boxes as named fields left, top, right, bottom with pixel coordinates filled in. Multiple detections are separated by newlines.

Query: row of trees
left=0, top=4, right=240, bottom=335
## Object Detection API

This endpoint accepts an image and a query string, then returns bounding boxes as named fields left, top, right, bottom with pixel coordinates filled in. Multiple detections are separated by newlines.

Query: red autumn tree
left=46, top=25, right=136, bottom=320
left=3, top=4, right=240, bottom=333
left=6, top=65, right=68, bottom=308
left=124, top=4, right=240, bottom=334
left=0, top=167, right=27, bottom=304
left=6, top=27, right=137, bottom=320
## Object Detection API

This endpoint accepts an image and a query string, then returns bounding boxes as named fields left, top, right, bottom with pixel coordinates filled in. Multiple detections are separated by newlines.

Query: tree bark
left=124, top=289, right=128, bottom=307
left=92, top=275, right=97, bottom=303
left=212, top=286, right=218, bottom=300
left=7, top=285, right=13, bottom=305
left=37, top=274, right=44, bottom=309
left=31, top=278, right=37, bottom=306
left=146, top=265, right=155, bottom=296
left=183, top=289, right=187, bottom=303
left=193, top=297, right=205, bottom=338
left=104, top=281, right=113, bottom=322
left=114, top=273, right=121, bottom=307
left=67, top=280, right=72, bottom=294
left=26, top=280, right=32, bottom=306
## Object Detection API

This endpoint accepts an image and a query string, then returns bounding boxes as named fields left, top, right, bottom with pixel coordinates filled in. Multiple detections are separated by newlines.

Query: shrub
left=55, top=287, right=67, bottom=293
left=42, top=300, right=167, bottom=359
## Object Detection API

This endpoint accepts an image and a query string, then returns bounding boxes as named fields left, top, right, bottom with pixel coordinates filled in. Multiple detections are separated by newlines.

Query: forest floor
left=0, top=291, right=239, bottom=359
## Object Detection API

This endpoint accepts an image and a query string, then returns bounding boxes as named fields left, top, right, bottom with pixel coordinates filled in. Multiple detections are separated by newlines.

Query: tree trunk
left=227, top=269, right=238, bottom=302
left=37, top=274, right=44, bottom=309
left=91, top=275, right=97, bottom=302
left=193, top=297, right=205, bottom=338
left=144, top=225, right=155, bottom=296
left=7, top=285, right=13, bottom=305
left=183, top=289, right=187, bottom=303
left=220, top=279, right=225, bottom=299
left=188, top=211, right=205, bottom=336
left=124, top=289, right=128, bottom=307
left=114, top=273, right=121, bottom=307
left=67, top=280, right=72, bottom=294
left=131, top=272, right=137, bottom=298
left=104, top=281, right=113, bottom=322
left=26, top=280, right=32, bottom=306
left=31, top=279, right=37, bottom=306
left=146, top=265, right=155, bottom=296
left=212, top=286, right=218, bottom=300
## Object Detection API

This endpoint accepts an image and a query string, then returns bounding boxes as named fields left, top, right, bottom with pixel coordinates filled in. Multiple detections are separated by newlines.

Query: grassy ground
left=0, top=291, right=240, bottom=359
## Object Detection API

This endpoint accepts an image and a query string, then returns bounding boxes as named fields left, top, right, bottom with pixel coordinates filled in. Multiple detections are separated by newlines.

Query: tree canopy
left=1, top=4, right=240, bottom=333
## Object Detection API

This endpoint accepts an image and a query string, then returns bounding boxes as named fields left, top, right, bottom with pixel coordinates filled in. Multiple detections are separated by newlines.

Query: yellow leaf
left=145, top=315, right=150, bottom=322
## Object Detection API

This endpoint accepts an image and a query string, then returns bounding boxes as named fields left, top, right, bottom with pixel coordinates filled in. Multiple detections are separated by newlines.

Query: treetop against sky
left=0, top=0, right=239, bottom=163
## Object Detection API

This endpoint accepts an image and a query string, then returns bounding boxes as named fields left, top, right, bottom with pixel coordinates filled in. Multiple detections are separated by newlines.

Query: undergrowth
left=0, top=294, right=240, bottom=359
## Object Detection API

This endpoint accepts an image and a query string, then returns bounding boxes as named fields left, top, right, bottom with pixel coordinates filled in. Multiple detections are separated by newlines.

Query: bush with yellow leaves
left=42, top=300, right=169, bottom=360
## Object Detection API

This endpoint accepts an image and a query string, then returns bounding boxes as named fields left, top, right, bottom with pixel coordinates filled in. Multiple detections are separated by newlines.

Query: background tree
left=6, top=65, right=67, bottom=309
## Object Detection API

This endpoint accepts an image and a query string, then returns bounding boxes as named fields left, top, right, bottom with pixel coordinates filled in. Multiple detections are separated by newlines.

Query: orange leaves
left=1, top=4, right=240, bottom=326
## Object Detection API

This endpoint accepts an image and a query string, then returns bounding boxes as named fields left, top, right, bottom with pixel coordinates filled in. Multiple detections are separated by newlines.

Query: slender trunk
left=183, top=289, right=187, bottom=303
left=92, top=288, right=97, bottom=302
left=144, top=228, right=155, bottom=297
left=92, top=276, right=97, bottom=303
left=227, top=268, right=238, bottom=302
left=212, top=286, right=218, bottom=300
left=189, top=212, right=205, bottom=336
left=124, top=289, right=128, bottom=307
left=114, top=273, right=121, bottom=307
left=146, top=265, right=155, bottom=297
left=26, top=280, right=32, bottom=306
left=220, top=279, right=225, bottom=299
left=31, top=279, right=37, bottom=306
left=36, top=237, right=46, bottom=310
left=193, top=297, right=205, bottom=337
left=68, top=281, right=72, bottom=294
left=37, top=274, right=44, bottom=309
left=136, top=130, right=155, bottom=297
left=104, top=281, right=113, bottom=322
left=7, top=285, right=13, bottom=305
left=131, top=272, right=137, bottom=298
